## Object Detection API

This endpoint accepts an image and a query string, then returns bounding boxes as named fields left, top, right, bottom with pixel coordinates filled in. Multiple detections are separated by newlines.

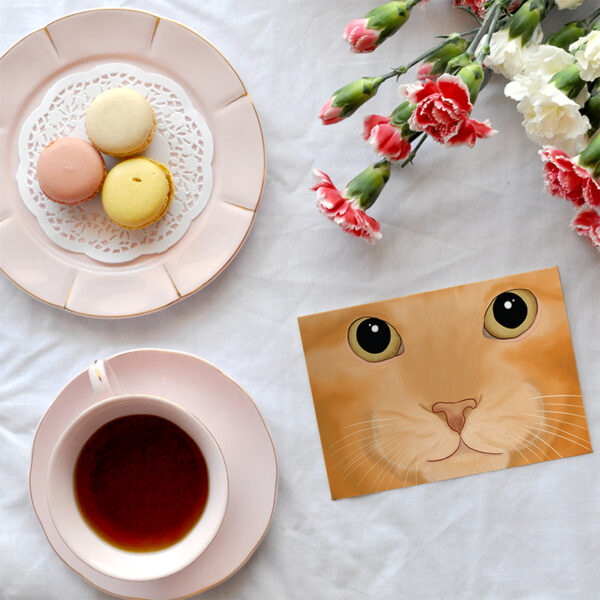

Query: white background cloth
left=1, top=1, right=599, bottom=598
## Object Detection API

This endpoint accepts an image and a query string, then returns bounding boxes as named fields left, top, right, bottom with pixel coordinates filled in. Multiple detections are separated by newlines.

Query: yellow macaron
left=101, top=157, right=173, bottom=230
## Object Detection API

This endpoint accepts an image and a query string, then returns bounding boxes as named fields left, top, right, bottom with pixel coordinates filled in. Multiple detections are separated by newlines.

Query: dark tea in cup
left=74, top=414, right=209, bottom=552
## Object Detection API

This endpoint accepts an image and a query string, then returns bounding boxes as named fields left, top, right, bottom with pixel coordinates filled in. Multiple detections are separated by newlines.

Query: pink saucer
left=30, top=349, right=278, bottom=599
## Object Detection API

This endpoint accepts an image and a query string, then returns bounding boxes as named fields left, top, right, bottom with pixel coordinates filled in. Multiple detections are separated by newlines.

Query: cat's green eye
left=348, top=317, right=404, bottom=362
left=484, top=289, right=538, bottom=339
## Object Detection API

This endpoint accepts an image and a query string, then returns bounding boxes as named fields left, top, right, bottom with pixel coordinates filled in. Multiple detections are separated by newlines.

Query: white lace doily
left=16, top=63, right=213, bottom=264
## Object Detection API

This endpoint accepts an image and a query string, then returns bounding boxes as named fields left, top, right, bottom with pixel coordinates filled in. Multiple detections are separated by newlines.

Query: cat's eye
left=348, top=317, right=404, bottom=362
left=483, top=289, right=538, bottom=339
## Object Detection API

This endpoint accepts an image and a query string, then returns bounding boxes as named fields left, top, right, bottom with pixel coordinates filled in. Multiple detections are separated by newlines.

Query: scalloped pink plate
left=30, top=349, right=278, bottom=599
left=0, top=9, right=265, bottom=318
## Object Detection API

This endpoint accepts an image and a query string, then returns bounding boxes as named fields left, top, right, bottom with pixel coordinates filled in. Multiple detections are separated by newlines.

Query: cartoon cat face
left=298, top=268, right=591, bottom=500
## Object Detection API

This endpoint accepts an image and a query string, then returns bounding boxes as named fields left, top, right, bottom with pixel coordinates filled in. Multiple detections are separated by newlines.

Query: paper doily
left=16, top=62, right=213, bottom=264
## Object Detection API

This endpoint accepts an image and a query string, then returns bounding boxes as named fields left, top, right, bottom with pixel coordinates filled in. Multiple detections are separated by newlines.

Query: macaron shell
left=85, top=88, right=156, bottom=158
left=101, top=157, right=173, bottom=230
left=37, top=137, right=106, bottom=205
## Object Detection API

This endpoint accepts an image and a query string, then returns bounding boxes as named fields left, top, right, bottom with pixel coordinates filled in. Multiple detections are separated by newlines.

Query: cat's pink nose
left=432, top=398, right=477, bottom=434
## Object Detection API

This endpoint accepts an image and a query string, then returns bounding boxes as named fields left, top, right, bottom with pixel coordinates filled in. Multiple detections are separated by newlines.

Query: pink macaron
left=37, top=137, right=106, bottom=205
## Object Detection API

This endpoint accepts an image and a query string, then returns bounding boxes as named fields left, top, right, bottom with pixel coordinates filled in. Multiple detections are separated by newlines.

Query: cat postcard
left=298, top=267, right=591, bottom=500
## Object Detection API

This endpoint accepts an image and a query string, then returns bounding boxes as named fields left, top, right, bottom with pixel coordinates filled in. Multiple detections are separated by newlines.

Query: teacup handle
left=88, top=359, right=120, bottom=400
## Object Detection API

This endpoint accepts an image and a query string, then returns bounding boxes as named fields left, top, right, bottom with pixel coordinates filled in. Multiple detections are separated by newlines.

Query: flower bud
left=344, top=161, right=391, bottom=210
left=319, top=77, right=384, bottom=125
left=585, top=82, right=600, bottom=134
left=546, top=21, right=587, bottom=50
left=578, top=132, right=600, bottom=178
left=446, top=52, right=471, bottom=72
left=508, top=0, right=545, bottom=45
left=457, top=62, right=485, bottom=102
left=422, top=34, right=469, bottom=77
left=550, top=63, right=586, bottom=100
left=344, top=1, right=417, bottom=52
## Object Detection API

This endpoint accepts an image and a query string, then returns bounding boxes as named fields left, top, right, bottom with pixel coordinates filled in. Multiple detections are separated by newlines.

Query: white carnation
left=484, top=27, right=543, bottom=80
left=570, top=31, right=600, bottom=82
left=555, top=0, right=584, bottom=9
left=505, top=73, right=590, bottom=155
left=520, top=44, right=575, bottom=78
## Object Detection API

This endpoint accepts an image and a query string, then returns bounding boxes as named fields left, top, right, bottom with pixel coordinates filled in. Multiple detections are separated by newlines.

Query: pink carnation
left=401, top=74, right=496, bottom=147
left=540, top=147, right=600, bottom=208
left=572, top=208, right=600, bottom=248
left=453, top=0, right=521, bottom=17
left=312, top=170, right=382, bottom=243
left=344, top=18, right=379, bottom=53
left=363, top=115, right=411, bottom=162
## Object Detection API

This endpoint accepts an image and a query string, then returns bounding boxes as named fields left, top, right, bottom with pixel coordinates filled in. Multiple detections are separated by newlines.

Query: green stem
left=466, top=3, right=499, bottom=57
left=475, top=3, right=502, bottom=62
left=381, top=36, right=461, bottom=81
left=586, top=7, right=600, bottom=25
left=401, top=134, right=427, bottom=168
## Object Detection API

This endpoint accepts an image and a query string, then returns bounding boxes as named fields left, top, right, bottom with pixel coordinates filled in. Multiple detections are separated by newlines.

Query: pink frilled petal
left=312, top=169, right=382, bottom=243
left=370, top=124, right=411, bottom=161
left=319, top=97, right=344, bottom=125
left=453, top=0, right=487, bottom=18
left=417, top=62, right=435, bottom=81
left=448, top=118, right=497, bottom=147
left=363, top=115, right=390, bottom=141
left=344, top=18, right=379, bottom=53
left=540, top=147, right=588, bottom=207
left=572, top=207, right=600, bottom=248
left=436, top=74, right=472, bottom=114
left=583, top=175, right=600, bottom=208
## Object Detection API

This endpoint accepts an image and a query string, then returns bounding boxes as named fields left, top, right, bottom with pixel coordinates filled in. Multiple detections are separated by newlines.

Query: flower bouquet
left=313, top=0, right=600, bottom=248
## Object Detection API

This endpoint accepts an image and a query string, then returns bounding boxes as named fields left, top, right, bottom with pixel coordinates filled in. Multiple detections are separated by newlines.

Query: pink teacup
left=46, top=359, right=228, bottom=581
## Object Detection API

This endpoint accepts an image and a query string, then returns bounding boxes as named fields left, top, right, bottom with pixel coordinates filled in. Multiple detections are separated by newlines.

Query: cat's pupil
left=492, top=293, right=527, bottom=329
left=356, top=318, right=391, bottom=354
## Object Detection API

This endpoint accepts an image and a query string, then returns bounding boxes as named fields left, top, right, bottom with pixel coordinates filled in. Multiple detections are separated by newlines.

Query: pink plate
left=0, top=9, right=265, bottom=318
left=30, top=349, right=278, bottom=599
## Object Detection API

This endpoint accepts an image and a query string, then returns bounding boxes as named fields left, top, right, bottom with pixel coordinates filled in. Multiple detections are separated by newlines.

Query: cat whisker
left=531, top=423, right=592, bottom=446
left=539, top=401, right=586, bottom=407
left=373, top=446, right=409, bottom=493
left=520, top=428, right=563, bottom=458
left=534, top=410, right=587, bottom=419
left=343, top=417, right=406, bottom=429
left=339, top=432, right=404, bottom=480
left=525, top=415, right=590, bottom=431
left=328, top=423, right=400, bottom=449
left=329, top=431, right=395, bottom=457
left=518, top=436, right=546, bottom=461
left=528, top=394, right=583, bottom=400
left=526, top=425, right=592, bottom=451
left=356, top=441, right=406, bottom=487
left=413, top=461, right=420, bottom=485
left=334, top=433, right=394, bottom=472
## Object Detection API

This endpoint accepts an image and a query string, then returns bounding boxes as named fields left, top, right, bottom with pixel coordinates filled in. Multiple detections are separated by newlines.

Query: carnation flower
left=520, top=44, right=575, bottom=79
left=555, top=0, right=584, bottom=9
left=505, top=73, right=590, bottom=154
left=539, top=146, right=600, bottom=207
left=453, top=0, right=486, bottom=18
left=484, top=27, right=543, bottom=79
left=400, top=74, right=495, bottom=147
left=572, top=207, right=600, bottom=248
left=363, top=115, right=412, bottom=161
left=312, top=167, right=390, bottom=243
left=570, top=31, right=600, bottom=82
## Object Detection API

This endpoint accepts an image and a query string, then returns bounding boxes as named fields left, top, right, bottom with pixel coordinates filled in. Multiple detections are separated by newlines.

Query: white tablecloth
left=1, top=1, right=599, bottom=598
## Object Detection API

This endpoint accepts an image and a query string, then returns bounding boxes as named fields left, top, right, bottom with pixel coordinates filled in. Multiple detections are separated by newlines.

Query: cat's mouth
left=427, top=439, right=502, bottom=463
